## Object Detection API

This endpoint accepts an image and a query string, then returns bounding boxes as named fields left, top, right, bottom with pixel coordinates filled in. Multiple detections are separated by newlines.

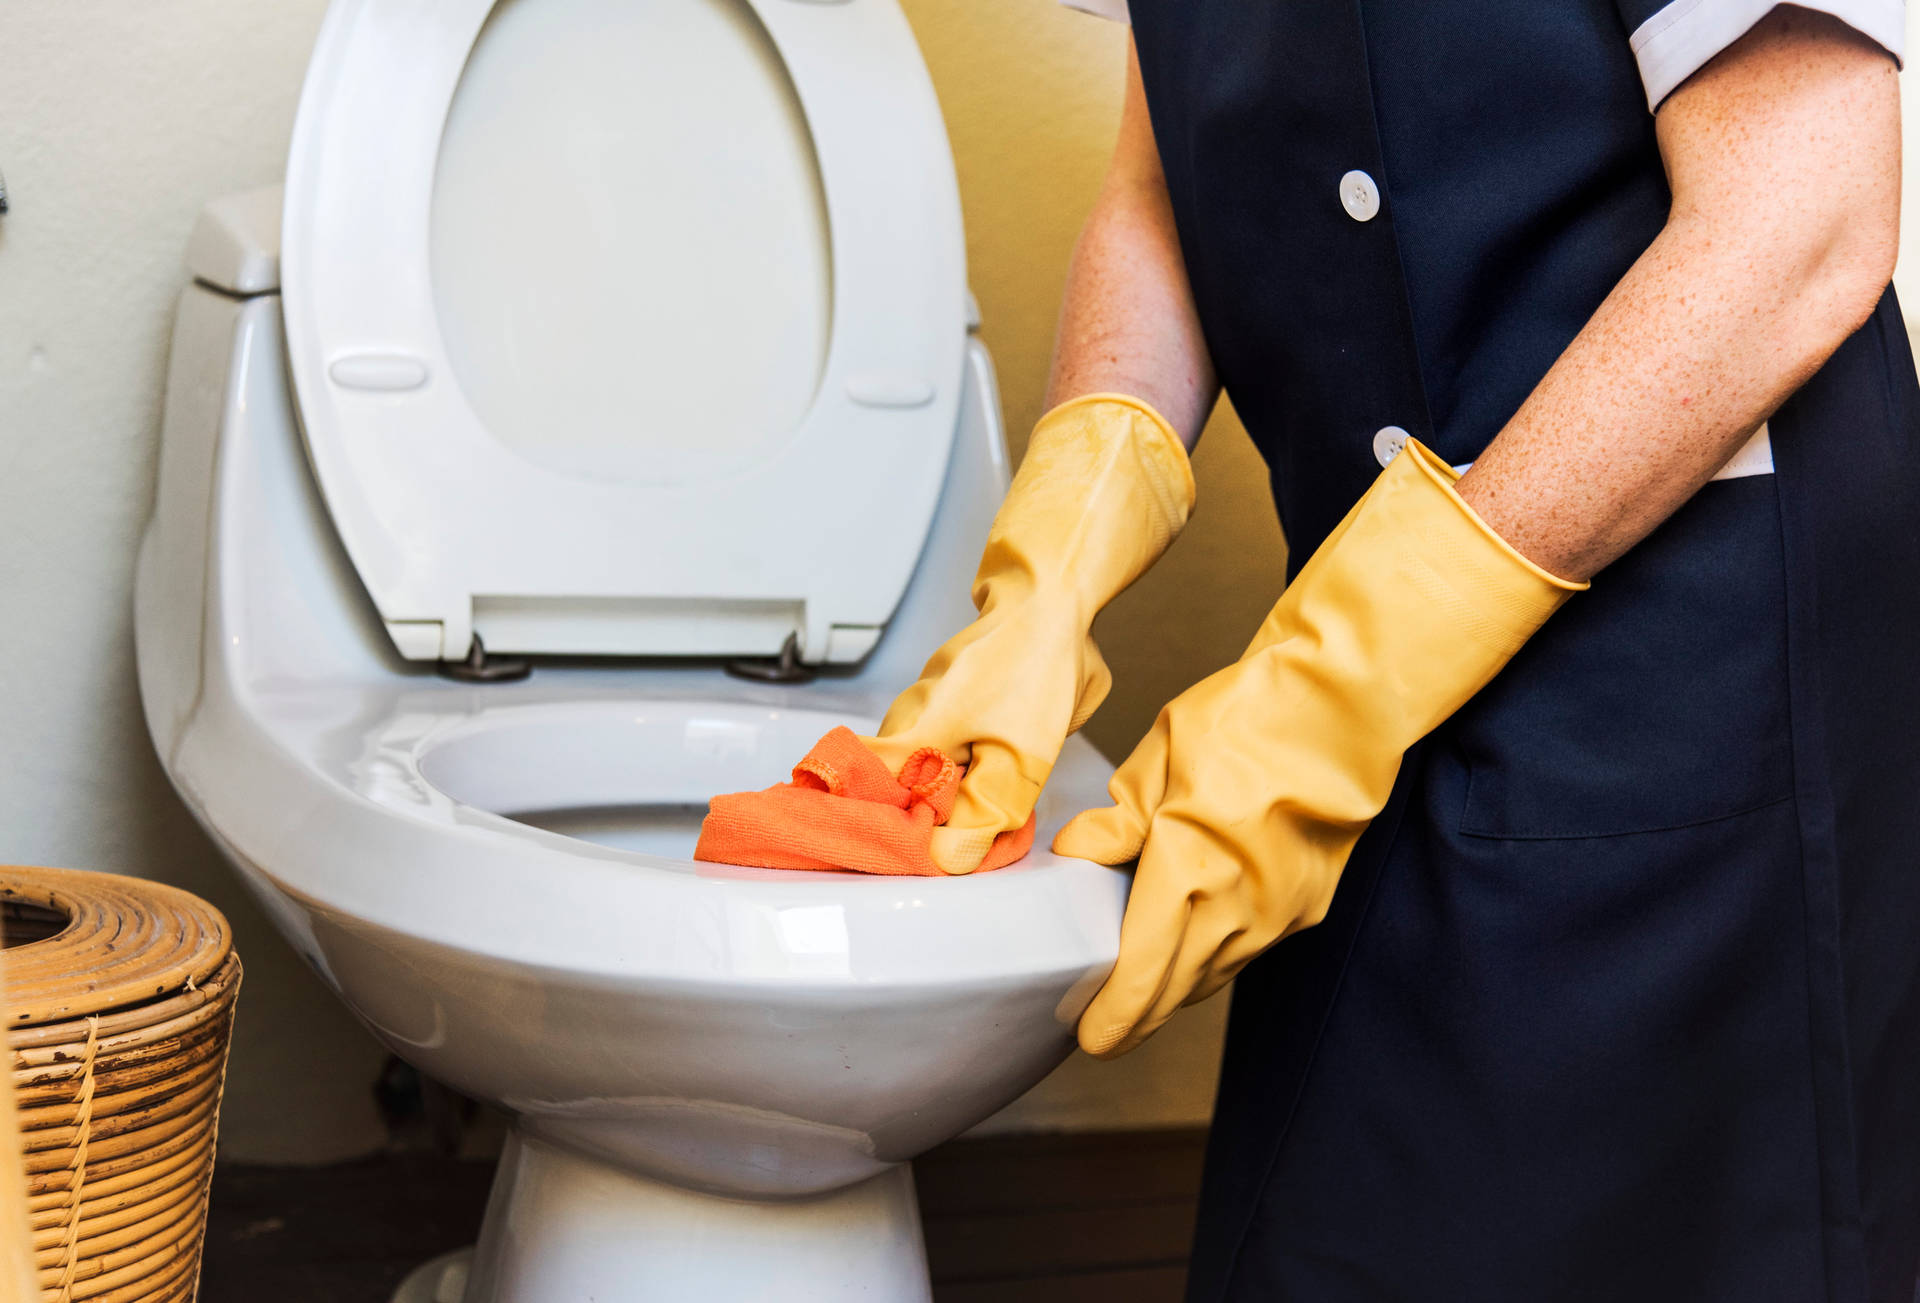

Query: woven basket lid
left=0, top=866, right=233, bottom=1029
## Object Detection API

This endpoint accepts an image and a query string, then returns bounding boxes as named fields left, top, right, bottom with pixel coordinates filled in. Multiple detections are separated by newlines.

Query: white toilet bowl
left=300, top=688, right=1126, bottom=1193
left=138, top=146, right=1128, bottom=1303
left=277, top=687, right=1125, bottom=1301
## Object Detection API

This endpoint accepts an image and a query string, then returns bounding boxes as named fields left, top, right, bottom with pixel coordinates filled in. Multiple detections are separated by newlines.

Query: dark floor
left=199, top=1129, right=1206, bottom=1303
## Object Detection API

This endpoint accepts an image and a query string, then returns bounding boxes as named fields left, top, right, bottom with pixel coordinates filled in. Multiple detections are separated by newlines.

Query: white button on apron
left=1340, top=170, right=1380, bottom=222
left=1372, top=425, right=1409, bottom=467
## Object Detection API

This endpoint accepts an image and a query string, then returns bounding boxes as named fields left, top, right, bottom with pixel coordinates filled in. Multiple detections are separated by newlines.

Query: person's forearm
left=1048, top=177, right=1217, bottom=444
left=1457, top=9, right=1899, bottom=583
left=1047, top=43, right=1218, bottom=447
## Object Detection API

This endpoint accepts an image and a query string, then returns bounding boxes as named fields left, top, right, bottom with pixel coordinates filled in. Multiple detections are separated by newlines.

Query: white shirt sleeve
left=1625, top=0, right=1904, bottom=109
left=1059, top=0, right=1129, bottom=22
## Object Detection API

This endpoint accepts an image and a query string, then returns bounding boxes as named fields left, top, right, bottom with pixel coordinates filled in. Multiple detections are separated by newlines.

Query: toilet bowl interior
left=414, top=700, right=877, bottom=859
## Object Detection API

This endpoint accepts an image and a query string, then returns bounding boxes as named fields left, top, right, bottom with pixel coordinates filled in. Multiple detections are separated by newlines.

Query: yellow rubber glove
left=1056, top=439, right=1586, bottom=1057
left=865, top=394, right=1195, bottom=874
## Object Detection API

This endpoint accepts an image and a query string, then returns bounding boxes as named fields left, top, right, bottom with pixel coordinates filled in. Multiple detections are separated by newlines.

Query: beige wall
left=905, top=0, right=1285, bottom=1132
left=2, top=0, right=1916, bottom=1162
left=903, top=0, right=1291, bottom=764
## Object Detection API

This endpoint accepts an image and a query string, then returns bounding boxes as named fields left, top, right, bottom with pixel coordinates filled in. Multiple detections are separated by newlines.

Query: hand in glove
left=1056, top=439, right=1585, bottom=1056
left=865, top=395, right=1195, bottom=874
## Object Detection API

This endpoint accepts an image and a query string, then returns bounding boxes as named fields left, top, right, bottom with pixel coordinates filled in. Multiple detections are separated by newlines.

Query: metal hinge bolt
left=726, top=631, right=815, bottom=684
left=437, top=635, right=531, bottom=684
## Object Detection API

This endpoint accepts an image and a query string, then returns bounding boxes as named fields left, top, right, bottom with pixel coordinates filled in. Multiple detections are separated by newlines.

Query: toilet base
left=392, top=1248, right=473, bottom=1303
left=446, top=1131, right=933, bottom=1303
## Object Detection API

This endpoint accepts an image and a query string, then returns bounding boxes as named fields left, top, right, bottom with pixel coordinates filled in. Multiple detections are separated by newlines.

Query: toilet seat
left=281, top=0, right=967, bottom=667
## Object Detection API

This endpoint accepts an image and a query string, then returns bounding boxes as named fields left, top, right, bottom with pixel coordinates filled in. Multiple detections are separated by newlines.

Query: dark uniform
left=1086, top=0, right=1920, bottom=1296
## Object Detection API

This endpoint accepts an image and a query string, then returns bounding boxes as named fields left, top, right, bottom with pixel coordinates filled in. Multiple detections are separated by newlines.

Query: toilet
left=131, top=0, right=1130, bottom=1299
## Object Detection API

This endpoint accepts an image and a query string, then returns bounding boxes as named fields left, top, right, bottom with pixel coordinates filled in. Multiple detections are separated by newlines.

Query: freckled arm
left=1046, top=38, right=1220, bottom=449
left=1456, top=7, right=1900, bottom=582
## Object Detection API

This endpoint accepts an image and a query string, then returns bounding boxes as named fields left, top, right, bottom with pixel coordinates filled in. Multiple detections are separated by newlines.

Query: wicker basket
left=1, top=866, right=240, bottom=1303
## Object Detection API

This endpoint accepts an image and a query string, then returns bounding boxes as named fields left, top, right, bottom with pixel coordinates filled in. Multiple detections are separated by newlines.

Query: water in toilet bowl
left=511, top=803, right=713, bottom=858
left=410, top=699, right=887, bottom=863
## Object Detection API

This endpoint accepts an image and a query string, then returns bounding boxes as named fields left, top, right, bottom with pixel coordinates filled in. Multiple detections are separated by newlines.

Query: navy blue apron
left=1122, top=2, right=1920, bottom=1299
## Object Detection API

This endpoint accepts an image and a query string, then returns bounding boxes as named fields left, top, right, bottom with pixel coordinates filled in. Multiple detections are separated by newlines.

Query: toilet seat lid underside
left=281, top=0, right=967, bottom=665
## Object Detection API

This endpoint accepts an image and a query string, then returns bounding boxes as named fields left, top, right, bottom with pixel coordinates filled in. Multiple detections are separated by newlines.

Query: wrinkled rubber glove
left=864, top=394, right=1195, bottom=875
left=1056, top=439, right=1586, bottom=1057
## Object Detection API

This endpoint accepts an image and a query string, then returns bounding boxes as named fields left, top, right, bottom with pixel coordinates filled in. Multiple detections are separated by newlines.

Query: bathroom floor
left=197, top=1129, right=1206, bottom=1302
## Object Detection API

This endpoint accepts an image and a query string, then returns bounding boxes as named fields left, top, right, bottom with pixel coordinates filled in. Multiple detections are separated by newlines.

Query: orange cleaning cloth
left=694, top=726, right=1035, bottom=876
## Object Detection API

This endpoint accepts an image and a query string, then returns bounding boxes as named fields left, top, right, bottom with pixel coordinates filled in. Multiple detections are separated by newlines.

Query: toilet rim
left=182, top=679, right=1130, bottom=988
left=364, top=693, right=1119, bottom=888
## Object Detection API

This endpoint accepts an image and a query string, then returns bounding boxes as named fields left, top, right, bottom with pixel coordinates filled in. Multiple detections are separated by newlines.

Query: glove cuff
left=1031, top=393, right=1197, bottom=533
left=1398, top=440, right=1588, bottom=594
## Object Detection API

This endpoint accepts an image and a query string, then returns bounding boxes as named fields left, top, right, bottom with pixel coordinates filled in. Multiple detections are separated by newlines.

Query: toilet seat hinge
left=726, top=632, right=815, bottom=685
left=437, top=635, right=532, bottom=684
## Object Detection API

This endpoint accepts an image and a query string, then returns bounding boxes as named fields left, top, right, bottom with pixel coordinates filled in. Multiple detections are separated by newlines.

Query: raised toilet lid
left=281, top=0, right=967, bottom=665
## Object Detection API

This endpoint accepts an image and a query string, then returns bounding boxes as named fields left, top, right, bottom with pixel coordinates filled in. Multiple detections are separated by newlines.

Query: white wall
left=0, top=0, right=391, bottom=1163
left=3, top=0, right=1917, bottom=1164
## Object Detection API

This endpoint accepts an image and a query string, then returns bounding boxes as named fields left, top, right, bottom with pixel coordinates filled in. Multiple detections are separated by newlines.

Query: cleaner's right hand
left=862, top=394, right=1195, bottom=875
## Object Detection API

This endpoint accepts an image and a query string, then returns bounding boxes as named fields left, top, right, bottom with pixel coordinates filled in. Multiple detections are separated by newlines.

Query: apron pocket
left=1449, top=477, right=1794, bottom=840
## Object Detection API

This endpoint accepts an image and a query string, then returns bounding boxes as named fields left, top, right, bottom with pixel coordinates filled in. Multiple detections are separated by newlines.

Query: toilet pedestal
left=405, top=1131, right=933, bottom=1303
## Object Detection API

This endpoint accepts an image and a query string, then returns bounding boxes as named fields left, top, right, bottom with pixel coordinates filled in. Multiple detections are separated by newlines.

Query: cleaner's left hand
left=1056, top=441, right=1584, bottom=1057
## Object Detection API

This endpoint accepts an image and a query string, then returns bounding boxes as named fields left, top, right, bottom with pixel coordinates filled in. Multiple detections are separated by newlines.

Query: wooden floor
left=197, top=1130, right=1207, bottom=1303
